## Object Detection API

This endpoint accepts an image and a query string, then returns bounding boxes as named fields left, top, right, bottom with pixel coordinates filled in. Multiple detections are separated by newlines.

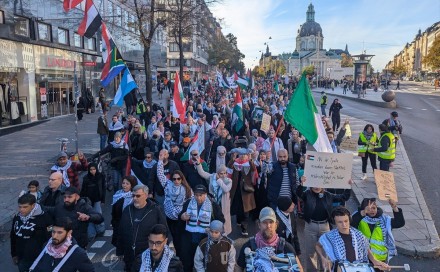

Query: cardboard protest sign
left=374, top=169, right=398, bottom=202
left=304, top=151, right=353, bottom=189
left=340, top=137, right=358, bottom=151
left=260, top=113, right=271, bottom=133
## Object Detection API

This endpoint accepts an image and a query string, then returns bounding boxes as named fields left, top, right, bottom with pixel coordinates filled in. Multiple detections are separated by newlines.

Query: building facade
left=282, top=3, right=352, bottom=80
left=385, top=21, right=440, bottom=79
left=0, top=0, right=166, bottom=127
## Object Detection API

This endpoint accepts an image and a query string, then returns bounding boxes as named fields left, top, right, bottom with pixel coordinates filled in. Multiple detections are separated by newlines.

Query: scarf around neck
left=275, top=207, right=293, bottom=238
left=185, top=197, right=213, bottom=233
left=362, top=213, right=396, bottom=259
left=51, top=160, right=72, bottom=187
left=363, top=131, right=373, bottom=141
left=111, top=140, right=127, bottom=149
left=19, top=204, right=41, bottom=223
left=164, top=182, right=187, bottom=220
left=139, top=245, right=174, bottom=272
left=255, top=231, right=279, bottom=249
left=233, top=159, right=251, bottom=175
left=143, top=159, right=157, bottom=169
left=46, top=236, right=73, bottom=259
left=112, top=190, right=133, bottom=209
left=320, top=228, right=369, bottom=263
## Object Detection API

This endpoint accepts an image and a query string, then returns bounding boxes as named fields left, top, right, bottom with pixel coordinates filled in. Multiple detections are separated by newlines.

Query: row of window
left=0, top=10, right=96, bottom=51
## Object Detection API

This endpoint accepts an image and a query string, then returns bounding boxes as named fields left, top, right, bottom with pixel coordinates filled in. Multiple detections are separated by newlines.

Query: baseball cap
left=57, top=151, right=68, bottom=159
left=183, top=137, right=191, bottom=143
left=170, top=141, right=178, bottom=147
left=64, top=186, right=80, bottom=196
left=193, top=184, right=208, bottom=194
left=259, top=207, right=276, bottom=222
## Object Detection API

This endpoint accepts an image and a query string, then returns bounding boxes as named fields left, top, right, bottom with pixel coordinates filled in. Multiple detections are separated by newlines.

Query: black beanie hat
left=277, top=196, right=293, bottom=212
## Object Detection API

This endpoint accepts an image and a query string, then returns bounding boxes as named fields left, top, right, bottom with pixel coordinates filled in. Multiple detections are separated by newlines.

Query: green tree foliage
left=390, top=64, right=406, bottom=76
left=341, top=53, right=353, bottom=67
left=208, top=33, right=245, bottom=73
left=302, top=65, right=315, bottom=76
left=423, top=36, right=440, bottom=70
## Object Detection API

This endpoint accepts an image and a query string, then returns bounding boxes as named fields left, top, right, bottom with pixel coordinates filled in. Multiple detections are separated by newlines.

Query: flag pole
left=270, top=116, right=284, bottom=149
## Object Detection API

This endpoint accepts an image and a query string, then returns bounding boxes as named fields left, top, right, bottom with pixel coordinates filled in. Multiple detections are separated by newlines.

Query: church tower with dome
left=296, top=3, right=323, bottom=52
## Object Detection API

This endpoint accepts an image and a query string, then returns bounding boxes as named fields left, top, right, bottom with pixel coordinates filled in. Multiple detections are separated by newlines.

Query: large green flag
left=284, top=74, right=333, bottom=152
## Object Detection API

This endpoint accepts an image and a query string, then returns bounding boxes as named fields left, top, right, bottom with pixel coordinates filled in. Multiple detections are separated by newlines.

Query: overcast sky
left=211, top=0, right=440, bottom=72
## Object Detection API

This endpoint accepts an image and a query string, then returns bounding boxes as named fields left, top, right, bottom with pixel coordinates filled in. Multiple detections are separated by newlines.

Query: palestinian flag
left=234, top=72, right=248, bottom=90
left=171, top=72, right=186, bottom=122
left=232, top=86, right=244, bottom=132
left=63, top=0, right=83, bottom=12
left=284, top=74, right=332, bottom=152
left=181, top=131, right=202, bottom=161
left=78, top=0, right=102, bottom=38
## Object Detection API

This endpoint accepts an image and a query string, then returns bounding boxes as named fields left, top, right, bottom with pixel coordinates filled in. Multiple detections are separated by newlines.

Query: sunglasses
left=172, top=177, right=182, bottom=181
left=133, top=194, right=144, bottom=198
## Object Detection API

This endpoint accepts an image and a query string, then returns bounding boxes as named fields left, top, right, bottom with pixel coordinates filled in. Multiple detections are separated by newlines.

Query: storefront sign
left=46, top=57, right=75, bottom=68
left=81, top=61, right=96, bottom=67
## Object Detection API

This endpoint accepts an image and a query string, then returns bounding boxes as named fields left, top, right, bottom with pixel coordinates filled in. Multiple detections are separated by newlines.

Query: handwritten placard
left=340, top=137, right=358, bottom=151
left=260, top=113, right=271, bottom=133
left=304, top=151, right=353, bottom=189
left=374, top=169, right=398, bottom=202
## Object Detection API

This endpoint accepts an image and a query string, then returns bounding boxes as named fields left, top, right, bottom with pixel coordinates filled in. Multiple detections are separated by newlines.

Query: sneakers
left=361, top=173, right=367, bottom=180
left=241, top=225, right=248, bottom=236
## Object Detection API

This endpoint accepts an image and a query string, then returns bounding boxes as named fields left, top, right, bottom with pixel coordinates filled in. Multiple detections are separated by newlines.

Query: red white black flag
left=78, top=0, right=102, bottom=38
left=63, top=0, right=83, bottom=12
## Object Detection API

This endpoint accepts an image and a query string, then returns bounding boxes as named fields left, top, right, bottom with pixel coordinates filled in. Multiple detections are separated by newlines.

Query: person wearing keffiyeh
left=351, top=198, right=405, bottom=268
left=316, top=207, right=390, bottom=272
left=132, top=224, right=183, bottom=272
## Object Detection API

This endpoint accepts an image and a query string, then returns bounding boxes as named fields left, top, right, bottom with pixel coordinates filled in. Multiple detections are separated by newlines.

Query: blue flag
left=113, top=68, right=138, bottom=106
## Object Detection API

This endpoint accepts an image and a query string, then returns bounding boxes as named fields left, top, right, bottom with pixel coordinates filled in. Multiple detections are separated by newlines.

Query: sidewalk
left=312, top=87, right=397, bottom=108
left=341, top=114, right=440, bottom=257
left=0, top=90, right=169, bottom=236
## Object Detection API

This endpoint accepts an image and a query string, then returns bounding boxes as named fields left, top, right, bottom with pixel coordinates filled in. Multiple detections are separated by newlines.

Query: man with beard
left=236, top=207, right=303, bottom=271
left=267, top=149, right=298, bottom=210
left=29, top=217, right=94, bottom=272
left=11, top=194, right=53, bottom=272
left=48, top=187, right=104, bottom=249
left=132, top=152, right=157, bottom=187
left=132, top=224, right=183, bottom=272
left=50, top=151, right=88, bottom=189
left=117, top=185, right=168, bottom=272
left=262, top=128, right=285, bottom=162
left=147, top=149, right=180, bottom=203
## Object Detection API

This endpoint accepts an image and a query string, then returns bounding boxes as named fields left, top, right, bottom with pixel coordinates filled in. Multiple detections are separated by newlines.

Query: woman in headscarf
left=111, top=175, right=137, bottom=246
left=211, top=115, right=219, bottom=129
left=209, top=146, right=230, bottom=173
left=248, top=129, right=265, bottom=152
left=157, top=153, right=192, bottom=257
left=196, top=164, right=232, bottom=235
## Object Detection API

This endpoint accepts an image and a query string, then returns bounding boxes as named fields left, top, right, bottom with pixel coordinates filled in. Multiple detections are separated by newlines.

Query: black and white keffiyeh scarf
left=319, top=228, right=369, bottom=263
left=253, top=247, right=279, bottom=272
left=362, top=214, right=397, bottom=258
left=139, top=245, right=174, bottom=272
left=112, top=190, right=133, bottom=209
left=19, top=204, right=41, bottom=223
left=51, top=160, right=72, bottom=187
left=275, top=207, right=293, bottom=238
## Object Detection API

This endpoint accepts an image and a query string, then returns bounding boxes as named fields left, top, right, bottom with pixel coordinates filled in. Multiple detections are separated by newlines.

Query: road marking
left=436, top=110, right=440, bottom=112
left=91, top=241, right=106, bottom=248
left=421, top=109, right=427, bottom=111
left=402, top=107, right=412, bottom=109
left=87, top=252, right=96, bottom=260
left=104, top=230, right=113, bottom=237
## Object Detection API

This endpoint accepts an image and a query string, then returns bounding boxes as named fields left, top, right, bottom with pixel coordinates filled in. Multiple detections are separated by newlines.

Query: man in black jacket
left=275, top=196, right=301, bottom=256
left=47, top=187, right=104, bottom=249
left=131, top=224, right=183, bottom=272
left=29, top=217, right=94, bottom=272
left=40, top=172, right=66, bottom=208
left=11, top=194, right=53, bottom=272
left=117, top=185, right=168, bottom=272
left=147, top=149, right=180, bottom=203
left=267, top=149, right=298, bottom=210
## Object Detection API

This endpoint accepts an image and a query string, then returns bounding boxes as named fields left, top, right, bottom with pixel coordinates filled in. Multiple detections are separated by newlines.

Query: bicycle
left=56, top=137, right=76, bottom=160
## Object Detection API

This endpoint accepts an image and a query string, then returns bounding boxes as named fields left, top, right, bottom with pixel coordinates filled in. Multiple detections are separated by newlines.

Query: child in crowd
left=19, top=180, right=42, bottom=203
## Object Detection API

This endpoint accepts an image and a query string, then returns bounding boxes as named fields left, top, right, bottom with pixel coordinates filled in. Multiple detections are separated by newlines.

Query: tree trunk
left=144, top=46, right=153, bottom=106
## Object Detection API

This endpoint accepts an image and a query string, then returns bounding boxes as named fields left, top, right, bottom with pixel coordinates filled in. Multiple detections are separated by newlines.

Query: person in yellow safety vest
left=373, top=124, right=396, bottom=171
left=351, top=198, right=405, bottom=270
left=136, top=99, right=147, bottom=127
left=358, top=124, right=379, bottom=180
left=320, top=91, right=327, bottom=116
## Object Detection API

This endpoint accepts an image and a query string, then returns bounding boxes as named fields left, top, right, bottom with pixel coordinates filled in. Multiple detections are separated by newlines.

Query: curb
left=0, top=119, right=51, bottom=137
left=312, top=90, right=397, bottom=109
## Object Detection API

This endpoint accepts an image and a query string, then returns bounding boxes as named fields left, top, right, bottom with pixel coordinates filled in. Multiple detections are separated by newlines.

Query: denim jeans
left=112, top=168, right=124, bottom=191
left=87, top=202, right=106, bottom=239
left=100, top=134, right=108, bottom=150
left=320, top=105, right=327, bottom=116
